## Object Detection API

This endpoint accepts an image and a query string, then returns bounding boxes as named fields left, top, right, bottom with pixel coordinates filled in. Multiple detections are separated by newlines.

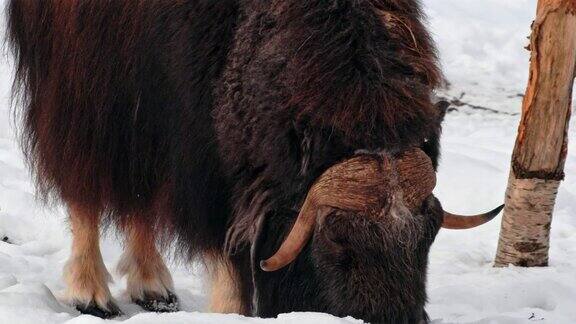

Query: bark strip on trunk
left=495, top=0, right=576, bottom=267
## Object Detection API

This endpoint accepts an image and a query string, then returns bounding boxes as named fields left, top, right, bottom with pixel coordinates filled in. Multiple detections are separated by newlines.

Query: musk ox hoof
left=75, top=301, right=121, bottom=319
left=134, top=291, right=179, bottom=313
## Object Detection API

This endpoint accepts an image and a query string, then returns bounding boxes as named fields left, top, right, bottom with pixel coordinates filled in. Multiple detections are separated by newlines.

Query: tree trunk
left=495, top=0, right=576, bottom=267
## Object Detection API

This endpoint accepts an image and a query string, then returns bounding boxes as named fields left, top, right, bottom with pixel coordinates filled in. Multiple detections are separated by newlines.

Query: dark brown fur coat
left=8, top=0, right=443, bottom=322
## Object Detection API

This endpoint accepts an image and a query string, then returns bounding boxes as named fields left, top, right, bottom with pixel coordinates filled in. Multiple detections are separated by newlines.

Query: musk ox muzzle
left=261, top=148, right=503, bottom=272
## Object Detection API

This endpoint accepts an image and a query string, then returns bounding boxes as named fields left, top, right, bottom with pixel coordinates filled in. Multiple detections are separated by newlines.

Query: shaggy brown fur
left=8, top=0, right=240, bottom=315
left=216, top=0, right=443, bottom=252
left=215, top=1, right=444, bottom=322
left=8, top=0, right=238, bottom=254
left=10, top=1, right=162, bottom=214
left=8, top=0, right=445, bottom=322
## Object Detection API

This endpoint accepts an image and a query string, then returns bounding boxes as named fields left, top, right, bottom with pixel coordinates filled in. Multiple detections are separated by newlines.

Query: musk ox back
left=7, top=0, right=501, bottom=323
left=216, top=0, right=443, bottom=252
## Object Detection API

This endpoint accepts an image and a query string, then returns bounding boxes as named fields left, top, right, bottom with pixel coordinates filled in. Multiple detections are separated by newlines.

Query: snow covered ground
left=1, top=0, right=575, bottom=323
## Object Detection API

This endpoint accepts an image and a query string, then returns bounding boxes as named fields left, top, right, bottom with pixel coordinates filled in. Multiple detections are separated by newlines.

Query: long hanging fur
left=7, top=0, right=239, bottom=257
left=8, top=0, right=161, bottom=214
left=8, top=0, right=445, bottom=321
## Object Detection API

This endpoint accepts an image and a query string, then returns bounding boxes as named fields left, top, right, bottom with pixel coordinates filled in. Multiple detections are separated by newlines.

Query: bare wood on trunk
left=495, top=0, right=576, bottom=267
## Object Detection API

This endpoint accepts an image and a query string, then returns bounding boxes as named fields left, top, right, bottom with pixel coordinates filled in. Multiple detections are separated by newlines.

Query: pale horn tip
left=260, top=259, right=277, bottom=272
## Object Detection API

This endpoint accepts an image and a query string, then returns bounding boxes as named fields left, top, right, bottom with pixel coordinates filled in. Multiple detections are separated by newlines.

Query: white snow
left=1, top=0, right=575, bottom=323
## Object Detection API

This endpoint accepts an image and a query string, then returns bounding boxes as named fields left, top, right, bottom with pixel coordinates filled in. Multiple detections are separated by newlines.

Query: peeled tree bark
left=495, top=0, right=576, bottom=267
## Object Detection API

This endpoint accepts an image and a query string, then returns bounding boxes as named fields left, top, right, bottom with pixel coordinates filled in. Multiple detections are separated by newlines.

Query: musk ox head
left=256, top=146, right=502, bottom=323
left=261, top=148, right=502, bottom=273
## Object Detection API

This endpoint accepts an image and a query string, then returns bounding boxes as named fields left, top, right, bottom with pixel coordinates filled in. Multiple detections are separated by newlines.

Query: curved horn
left=259, top=149, right=503, bottom=272
left=442, top=205, right=504, bottom=229
left=260, top=198, right=320, bottom=272
left=260, top=149, right=436, bottom=273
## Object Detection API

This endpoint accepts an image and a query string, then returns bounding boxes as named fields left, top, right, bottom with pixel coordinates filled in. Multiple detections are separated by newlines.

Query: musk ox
left=7, top=0, right=502, bottom=323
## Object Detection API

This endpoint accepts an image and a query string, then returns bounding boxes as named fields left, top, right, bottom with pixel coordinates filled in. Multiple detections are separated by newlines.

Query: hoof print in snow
left=135, top=291, right=179, bottom=313
left=76, top=302, right=121, bottom=319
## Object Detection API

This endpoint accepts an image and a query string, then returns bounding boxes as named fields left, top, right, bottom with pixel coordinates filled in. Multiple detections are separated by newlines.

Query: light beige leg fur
left=117, top=219, right=175, bottom=302
left=64, top=204, right=117, bottom=313
left=207, top=257, right=245, bottom=314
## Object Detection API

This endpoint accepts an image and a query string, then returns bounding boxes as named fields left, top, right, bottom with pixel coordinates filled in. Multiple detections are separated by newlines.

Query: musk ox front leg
left=117, top=218, right=178, bottom=313
left=64, top=203, right=120, bottom=318
left=206, top=256, right=247, bottom=314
